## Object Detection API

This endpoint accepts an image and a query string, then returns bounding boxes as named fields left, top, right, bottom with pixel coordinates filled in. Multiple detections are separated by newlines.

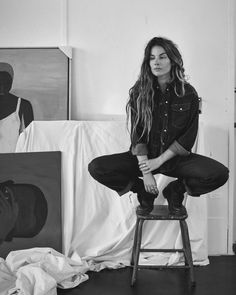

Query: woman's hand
left=139, top=157, right=162, bottom=174
left=142, top=173, right=159, bottom=195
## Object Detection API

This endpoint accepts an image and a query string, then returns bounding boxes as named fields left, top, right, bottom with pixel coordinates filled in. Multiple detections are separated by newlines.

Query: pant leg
left=88, top=151, right=142, bottom=195
left=163, top=153, right=229, bottom=196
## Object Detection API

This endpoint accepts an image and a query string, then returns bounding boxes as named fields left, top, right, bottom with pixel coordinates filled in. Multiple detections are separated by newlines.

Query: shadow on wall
left=200, top=123, right=228, bottom=166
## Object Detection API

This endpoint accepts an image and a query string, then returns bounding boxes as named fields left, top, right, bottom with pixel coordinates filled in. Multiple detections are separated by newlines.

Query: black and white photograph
left=0, top=0, right=235, bottom=294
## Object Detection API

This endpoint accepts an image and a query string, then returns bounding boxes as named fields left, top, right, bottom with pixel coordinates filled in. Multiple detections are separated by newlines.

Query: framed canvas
left=0, top=151, right=62, bottom=258
left=0, top=47, right=71, bottom=120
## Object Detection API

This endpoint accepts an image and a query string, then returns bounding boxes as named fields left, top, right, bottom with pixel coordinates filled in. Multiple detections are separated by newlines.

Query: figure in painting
left=0, top=62, right=34, bottom=152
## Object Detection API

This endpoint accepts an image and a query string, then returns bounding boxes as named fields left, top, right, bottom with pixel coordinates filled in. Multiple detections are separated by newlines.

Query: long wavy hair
left=126, top=37, right=187, bottom=145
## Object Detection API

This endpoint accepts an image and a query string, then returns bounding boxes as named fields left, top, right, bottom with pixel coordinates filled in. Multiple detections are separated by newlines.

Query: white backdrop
left=16, top=121, right=209, bottom=266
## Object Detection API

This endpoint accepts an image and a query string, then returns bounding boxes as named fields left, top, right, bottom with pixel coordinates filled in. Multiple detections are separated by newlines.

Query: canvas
left=0, top=151, right=62, bottom=258
left=0, top=47, right=71, bottom=120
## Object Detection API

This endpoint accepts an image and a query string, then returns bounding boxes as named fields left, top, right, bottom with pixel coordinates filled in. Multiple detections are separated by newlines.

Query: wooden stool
left=131, top=205, right=195, bottom=287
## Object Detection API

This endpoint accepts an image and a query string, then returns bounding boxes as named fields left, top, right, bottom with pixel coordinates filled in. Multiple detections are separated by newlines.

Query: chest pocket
left=171, top=103, right=191, bottom=128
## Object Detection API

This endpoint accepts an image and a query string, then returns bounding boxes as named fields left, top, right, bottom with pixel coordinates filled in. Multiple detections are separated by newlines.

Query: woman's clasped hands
left=139, top=157, right=162, bottom=195
left=139, top=157, right=162, bottom=174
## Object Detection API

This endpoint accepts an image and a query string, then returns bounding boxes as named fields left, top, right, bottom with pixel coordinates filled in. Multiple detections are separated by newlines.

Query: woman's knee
left=88, top=157, right=103, bottom=180
left=204, top=165, right=229, bottom=191
left=185, top=165, right=229, bottom=195
left=216, top=165, right=229, bottom=187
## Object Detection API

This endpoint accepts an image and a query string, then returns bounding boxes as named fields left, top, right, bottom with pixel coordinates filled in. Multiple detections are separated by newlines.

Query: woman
left=88, top=37, right=229, bottom=216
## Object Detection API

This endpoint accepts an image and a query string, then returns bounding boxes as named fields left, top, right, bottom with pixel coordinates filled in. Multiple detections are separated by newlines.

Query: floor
left=58, top=255, right=236, bottom=295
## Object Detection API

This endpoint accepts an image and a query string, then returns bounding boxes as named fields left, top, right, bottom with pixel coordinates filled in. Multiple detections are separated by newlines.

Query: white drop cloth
left=0, top=247, right=89, bottom=295
left=0, top=120, right=209, bottom=293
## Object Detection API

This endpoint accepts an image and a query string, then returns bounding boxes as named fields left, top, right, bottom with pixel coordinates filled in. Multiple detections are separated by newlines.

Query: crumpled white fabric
left=0, top=247, right=89, bottom=295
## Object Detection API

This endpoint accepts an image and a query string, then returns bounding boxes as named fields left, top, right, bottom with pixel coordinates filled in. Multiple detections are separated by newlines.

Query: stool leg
left=131, top=217, right=139, bottom=266
left=180, top=220, right=196, bottom=287
left=131, top=218, right=144, bottom=286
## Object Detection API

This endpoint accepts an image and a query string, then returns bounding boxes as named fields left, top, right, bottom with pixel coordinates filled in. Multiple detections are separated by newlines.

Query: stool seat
left=136, top=204, right=187, bottom=220
left=131, top=204, right=195, bottom=288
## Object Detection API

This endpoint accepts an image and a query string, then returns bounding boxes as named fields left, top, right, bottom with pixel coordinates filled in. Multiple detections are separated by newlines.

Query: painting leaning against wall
left=0, top=47, right=71, bottom=153
left=0, top=151, right=62, bottom=259
left=0, top=47, right=70, bottom=121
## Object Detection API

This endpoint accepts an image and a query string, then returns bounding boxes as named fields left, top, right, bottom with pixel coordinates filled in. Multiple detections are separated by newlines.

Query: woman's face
left=149, top=46, right=172, bottom=79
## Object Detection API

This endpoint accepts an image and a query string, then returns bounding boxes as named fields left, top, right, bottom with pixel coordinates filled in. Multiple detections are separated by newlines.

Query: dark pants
left=88, top=151, right=229, bottom=197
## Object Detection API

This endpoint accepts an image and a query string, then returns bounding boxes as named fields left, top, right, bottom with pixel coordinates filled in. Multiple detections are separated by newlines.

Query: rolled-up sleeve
left=169, top=140, right=190, bottom=156
left=130, top=104, right=148, bottom=156
left=175, top=94, right=200, bottom=152
left=131, top=142, right=148, bottom=155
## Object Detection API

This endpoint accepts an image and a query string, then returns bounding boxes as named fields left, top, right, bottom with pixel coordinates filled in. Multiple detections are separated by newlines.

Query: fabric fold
left=0, top=247, right=89, bottom=295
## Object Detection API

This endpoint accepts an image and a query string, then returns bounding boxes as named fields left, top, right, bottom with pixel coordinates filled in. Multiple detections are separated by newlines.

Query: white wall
left=68, top=0, right=233, bottom=127
left=0, top=0, right=233, bottom=133
left=0, top=0, right=62, bottom=46
left=0, top=0, right=234, bottom=253
left=234, top=0, right=236, bottom=247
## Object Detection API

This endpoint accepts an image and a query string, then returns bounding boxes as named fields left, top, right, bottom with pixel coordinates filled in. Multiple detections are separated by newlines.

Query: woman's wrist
left=137, top=155, right=148, bottom=164
left=158, top=148, right=176, bottom=165
left=155, top=156, right=164, bottom=167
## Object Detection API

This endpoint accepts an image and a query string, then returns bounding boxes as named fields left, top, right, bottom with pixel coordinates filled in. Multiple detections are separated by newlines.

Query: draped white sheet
left=15, top=120, right=209, bottom=268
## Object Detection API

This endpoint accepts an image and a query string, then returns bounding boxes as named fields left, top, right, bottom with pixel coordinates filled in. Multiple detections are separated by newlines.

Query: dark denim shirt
left=130, top=82, right=200, bottom=171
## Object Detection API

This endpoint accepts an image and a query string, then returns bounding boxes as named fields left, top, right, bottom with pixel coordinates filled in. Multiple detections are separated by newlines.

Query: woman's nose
left=154, top=58, right=160, bottom=65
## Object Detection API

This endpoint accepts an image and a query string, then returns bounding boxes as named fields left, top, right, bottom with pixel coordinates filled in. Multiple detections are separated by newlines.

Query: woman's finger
left=140, top=167, right=148, bottom=173
left=139, top=162, right=148, bottom=167
left=143, top=170, right=151, bottom=174
left=145, top=185, right=151, bottom=193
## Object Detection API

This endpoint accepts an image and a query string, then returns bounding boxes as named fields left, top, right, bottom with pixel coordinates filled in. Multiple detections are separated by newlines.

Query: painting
left=0, top=47, right=71, bottom=121
left=0, top=151, right=62, bottom=258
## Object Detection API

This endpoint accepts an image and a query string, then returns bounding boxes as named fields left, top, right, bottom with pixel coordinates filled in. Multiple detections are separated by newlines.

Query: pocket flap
left=171, top=103, right=191, bottom=112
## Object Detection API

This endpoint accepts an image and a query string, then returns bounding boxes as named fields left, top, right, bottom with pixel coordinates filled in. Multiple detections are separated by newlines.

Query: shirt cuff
left=131, top=143, right=148, bottom=155
left=169, top=140, right=190, bottom=156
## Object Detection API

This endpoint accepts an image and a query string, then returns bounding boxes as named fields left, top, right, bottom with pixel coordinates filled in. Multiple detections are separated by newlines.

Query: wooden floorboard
left=57, top=256, right=236, bottom=295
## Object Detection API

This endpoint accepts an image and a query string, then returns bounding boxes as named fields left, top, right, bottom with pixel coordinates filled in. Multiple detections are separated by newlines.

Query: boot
left=132, top=178, right=158, bottom=215
left=136, top=190, right=157, bottom=215
left=162, top=179, right=186, bottom=216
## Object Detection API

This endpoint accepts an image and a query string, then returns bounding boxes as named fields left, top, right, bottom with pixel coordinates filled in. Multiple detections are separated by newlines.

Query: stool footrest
left=140, top=248, right=184, bottom=253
